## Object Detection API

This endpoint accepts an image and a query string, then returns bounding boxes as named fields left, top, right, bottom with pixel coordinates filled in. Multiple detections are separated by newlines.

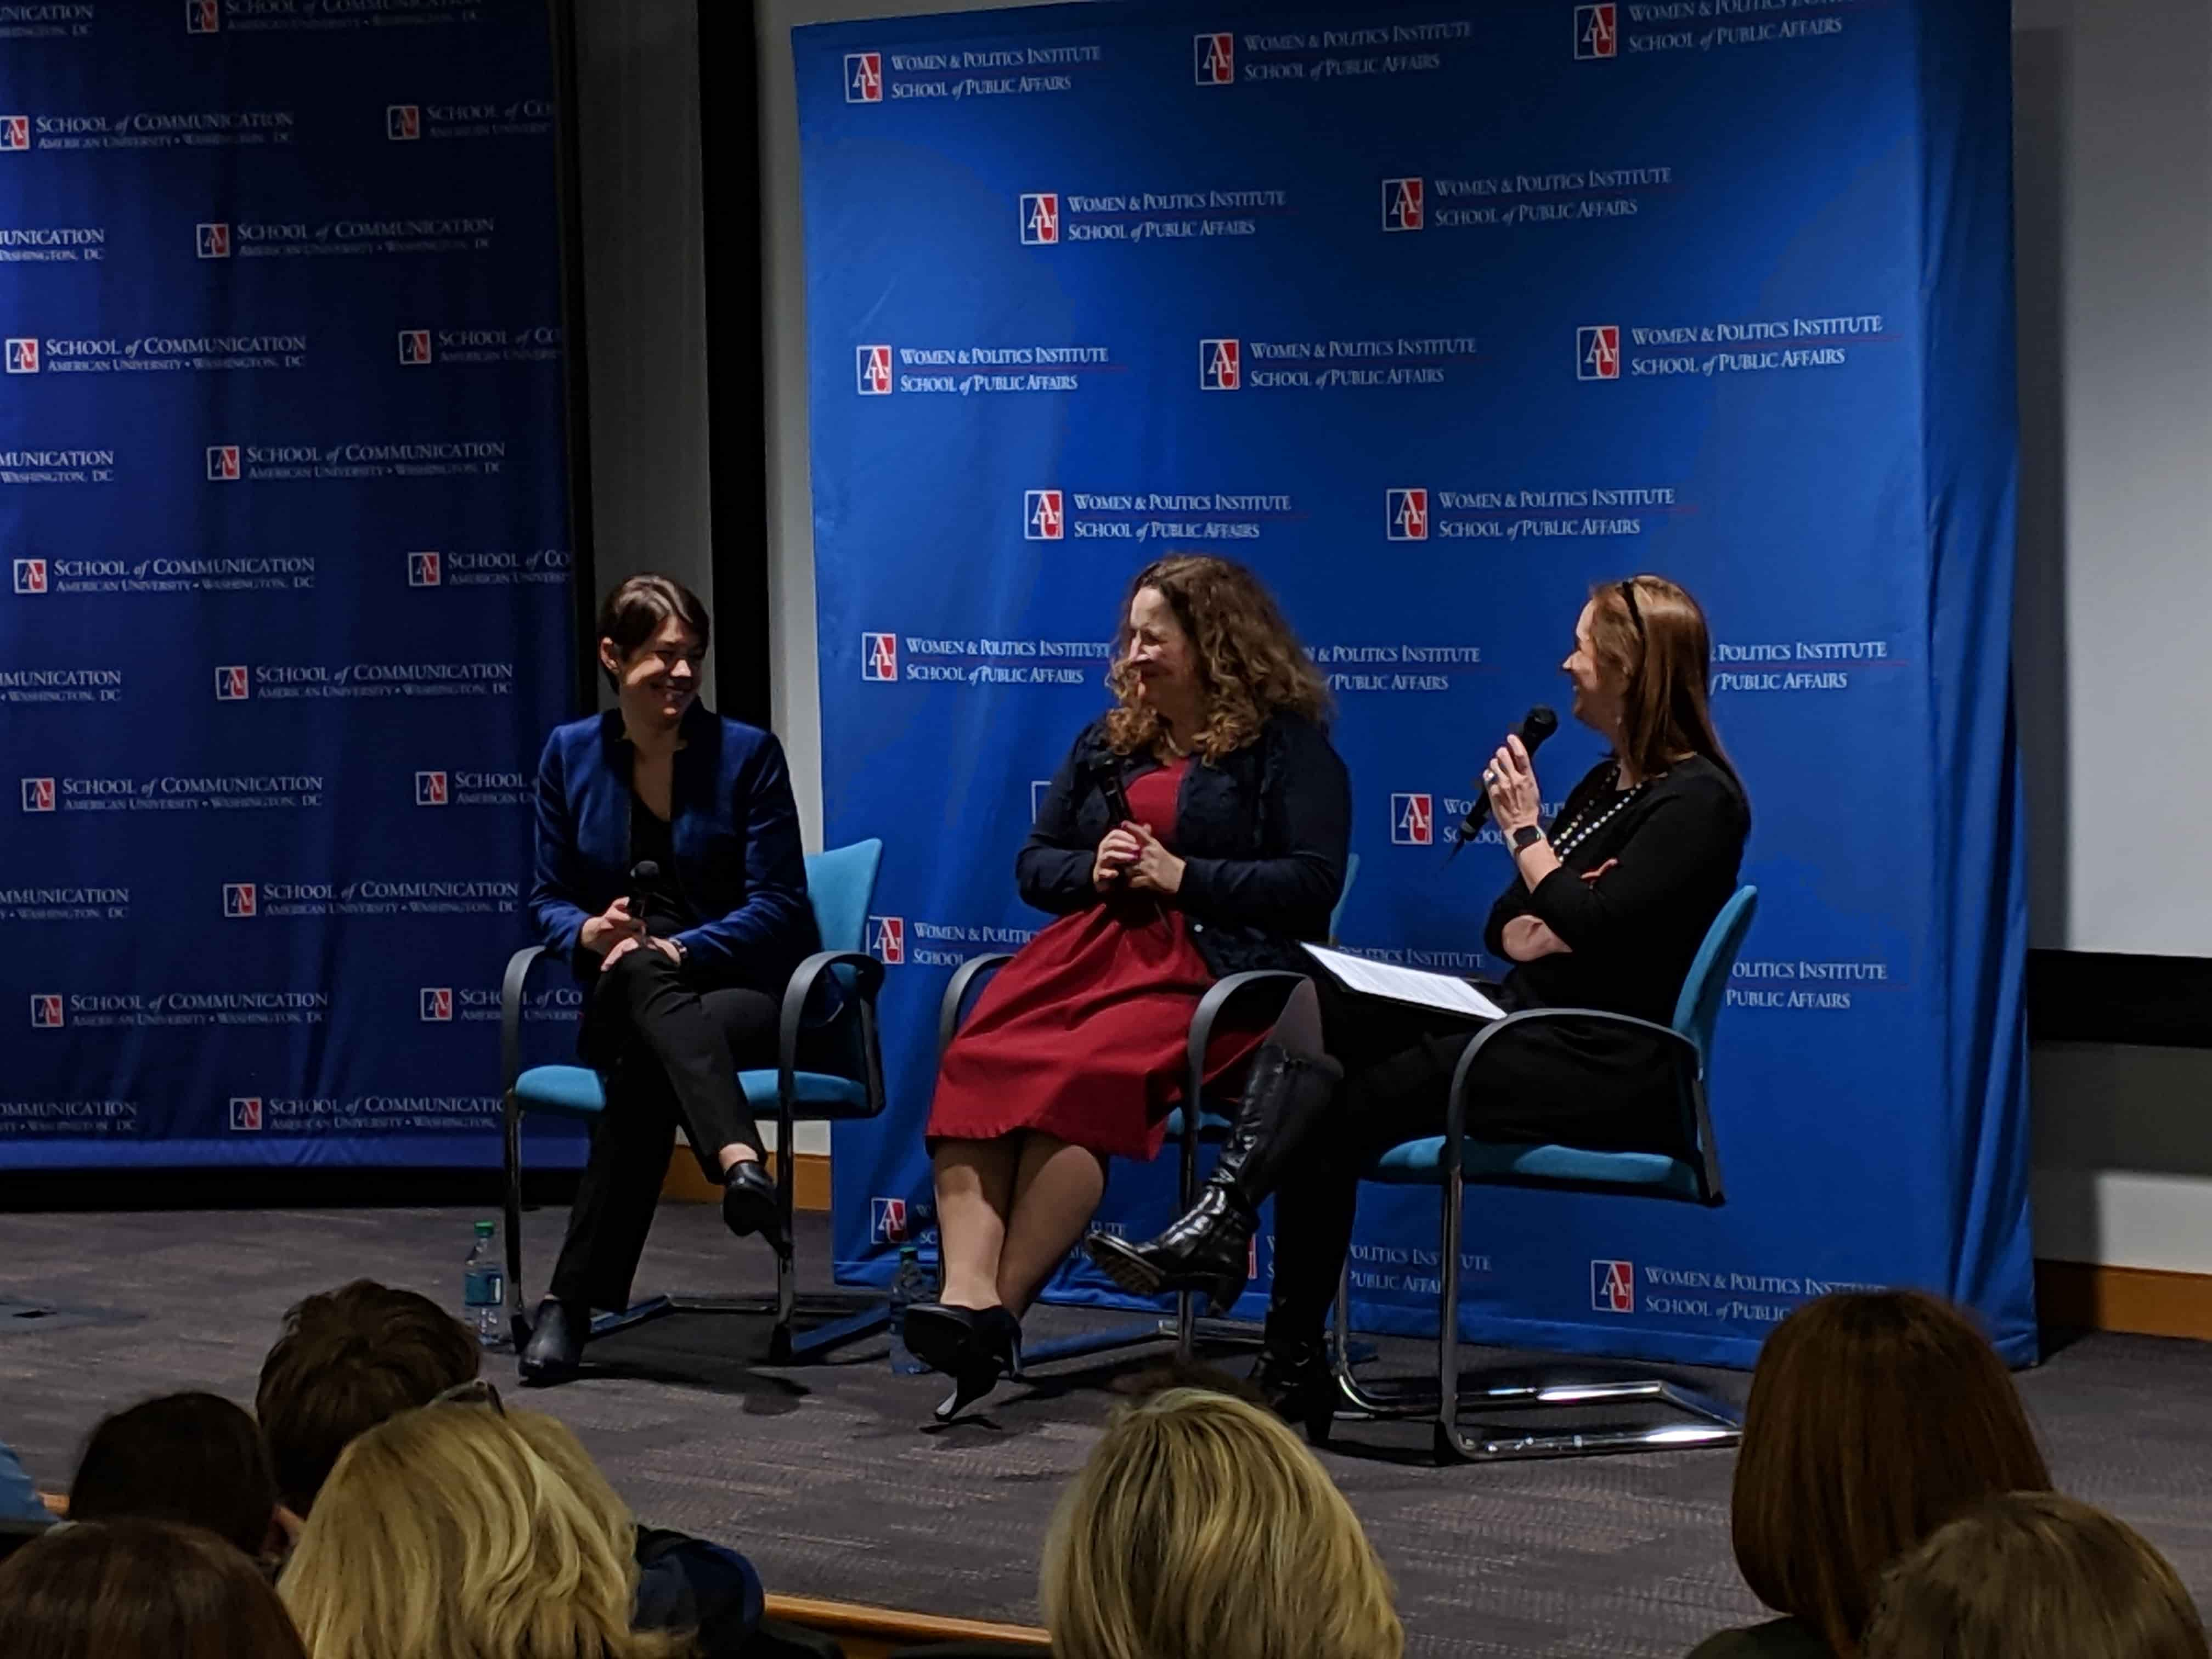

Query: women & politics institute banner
left=795, top=0, right=2034, bottom=1367
left=1, top=0, right=580, bottom=1170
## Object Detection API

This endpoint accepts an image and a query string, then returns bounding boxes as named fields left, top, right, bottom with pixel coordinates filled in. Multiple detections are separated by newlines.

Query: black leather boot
left=1086, top=1042, right=1344, bottom=1313
left=1252, top=1332, right=1336, bottom=1446
left=517, top=1297, right=588, bottom=1385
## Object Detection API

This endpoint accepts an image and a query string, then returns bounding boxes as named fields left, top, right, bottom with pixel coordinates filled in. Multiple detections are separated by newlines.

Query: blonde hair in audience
left=1042, top=1387, right=1401, bottom=1659
left=1864, top=1492, right=2209, bottom=1659
left=278, top=1402, right=686, bottom=1659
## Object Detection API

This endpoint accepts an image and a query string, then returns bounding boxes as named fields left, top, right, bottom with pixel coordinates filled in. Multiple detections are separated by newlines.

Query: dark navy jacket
left=529, top=704, right=817, bottom=991
left=1020, top=712, right=1351, bottom=977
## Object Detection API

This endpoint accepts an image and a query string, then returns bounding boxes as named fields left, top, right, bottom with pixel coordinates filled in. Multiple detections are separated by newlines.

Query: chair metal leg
left=503, top=1089, right=529, bottom=1348
left=1325, top=1175, right=1743, bottom=1464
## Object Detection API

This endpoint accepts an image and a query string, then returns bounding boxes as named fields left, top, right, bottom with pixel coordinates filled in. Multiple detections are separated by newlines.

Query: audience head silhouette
left=1042, top=1386, right=1402, bottom=1659
left=0, top=1518, right=307, bottom=1659
left=1864, top=1492, right=2208, bottom=1659
left=278, top=1391, right=684, bottom=1659
left=1730, top=1289, right=2052, bottom=1656
left=255, top=1278, right=479, bottom=1514
left=67, top=1390, right=284, bottom=1560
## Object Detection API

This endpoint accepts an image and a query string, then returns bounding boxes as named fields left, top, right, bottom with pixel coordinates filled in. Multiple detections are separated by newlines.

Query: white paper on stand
left=1300, top=945, right=1507, bottom=1022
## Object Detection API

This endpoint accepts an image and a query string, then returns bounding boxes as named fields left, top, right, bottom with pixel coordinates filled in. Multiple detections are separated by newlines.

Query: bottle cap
left=475, top=1220, right=494, bottom=1237
left=898, top=1242, right=918, bottom=1257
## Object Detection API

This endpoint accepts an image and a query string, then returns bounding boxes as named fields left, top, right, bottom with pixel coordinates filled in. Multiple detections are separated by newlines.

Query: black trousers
left=1264, top=978, right=1680, bottom=1341
left=550, top=948, right=777, bottom=1313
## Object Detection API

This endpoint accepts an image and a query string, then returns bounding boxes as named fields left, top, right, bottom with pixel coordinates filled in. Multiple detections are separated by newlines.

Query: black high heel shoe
left=1252, top=1337, right=1337, bottom=1447
left=904, top=1303, right=1022, bottom=1421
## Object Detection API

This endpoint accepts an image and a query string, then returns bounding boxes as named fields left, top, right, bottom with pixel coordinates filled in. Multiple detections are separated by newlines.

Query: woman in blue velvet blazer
left=518, top=575, right=818, bottom=1384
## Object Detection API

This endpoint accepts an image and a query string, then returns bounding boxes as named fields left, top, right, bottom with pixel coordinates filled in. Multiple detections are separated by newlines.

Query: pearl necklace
left=1548, top=769, right=1652, bottom=859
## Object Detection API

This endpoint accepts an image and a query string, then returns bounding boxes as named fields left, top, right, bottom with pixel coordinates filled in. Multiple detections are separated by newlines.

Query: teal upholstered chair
left=499, top=839, right=889, bottom=1364
left=934, top=855, right=1361, bottom=1380
left=1329, top=884, right=1759, bottom=1462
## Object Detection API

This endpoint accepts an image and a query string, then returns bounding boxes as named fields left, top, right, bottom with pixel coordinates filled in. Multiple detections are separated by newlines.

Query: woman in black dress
left=1091, top=574, right=1751, bottom=1429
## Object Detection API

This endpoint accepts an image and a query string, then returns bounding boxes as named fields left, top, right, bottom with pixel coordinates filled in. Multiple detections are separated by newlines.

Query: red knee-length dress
left=925, top=759, right=1267, bottom=1161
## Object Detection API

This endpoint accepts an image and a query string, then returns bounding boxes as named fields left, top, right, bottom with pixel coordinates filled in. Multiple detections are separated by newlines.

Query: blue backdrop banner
left=2, top=0, right=580, bottom=1171
left=797, top=0, right=2033, bottom=1368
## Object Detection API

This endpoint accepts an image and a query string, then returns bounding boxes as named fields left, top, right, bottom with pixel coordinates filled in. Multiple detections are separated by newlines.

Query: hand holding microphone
left=1447, top=705, right=1557, bottom=859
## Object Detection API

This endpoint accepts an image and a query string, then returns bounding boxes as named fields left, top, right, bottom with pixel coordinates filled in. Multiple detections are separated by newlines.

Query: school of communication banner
left=856, top=0, right=2030, bottom=1368
left=2, top=0, right=580, bottom=1170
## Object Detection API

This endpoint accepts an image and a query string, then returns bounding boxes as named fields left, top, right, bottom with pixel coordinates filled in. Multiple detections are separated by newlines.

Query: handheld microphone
left=1445, top=706, right=1558, bottom=861
left=627, top=861, right=658, bottom=932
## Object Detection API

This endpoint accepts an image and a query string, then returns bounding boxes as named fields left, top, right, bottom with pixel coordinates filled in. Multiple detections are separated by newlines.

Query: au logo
left=1199, top=337, right=1239, bottom=391
left=21, top=777, right=57, bottom=812
left=1020, top=191, right=1059, bottom=245
left=1391, top=792, right=1434, bottom=845
left=229, top=1097, right=266, bottom=1131
left=1193, top=32, right=1233, bottom=84
left=222, top=882, right=257, bottom=918
left=408, top=551, right=442, bottom=587
left=860, top=632, right=897, bottom=682
left=1382, top=177, right=1424, bottom=233
left=14, top=558, right=48, bottom=594
left=870, top=1196, right=907, bottom=1242
left=5, top=338, right=38, bottom=374
left=207, top=445, right=241, bottom=481
left=1, top=116, right=30, bottom=151
left=1575, top=4, right=1619, bottom=59
left=1592, top=1259, right=1634, bottom=1312
left=1386, top=487, right=1429, bottom=541
left=397, top=329, right=433, bottom=365
left=196, top=222, right=230, bottom=259
left=187, top=0, right=221, bottom=35
left=386, top=104, right=421, bottom=141
left=420, top=987, right=454, bottom=1022
left=1024, top=489, right=1064, bottom=540
left=31, top=994, right=64, bottom=1028
left=845, top=52, right=883, bottom=103
left=216, top=664, right=250, bottom=701
left=1578, top=324, right=1621, bottom=380
left=867, top=915, right=905, bottom=964
left=415, top=771, right=448, bottom=806
left=856, top=343, right=893, bottom=396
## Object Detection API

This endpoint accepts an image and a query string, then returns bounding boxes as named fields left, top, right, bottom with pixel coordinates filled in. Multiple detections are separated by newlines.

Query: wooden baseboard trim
left=2035, top=1259, right=2212, bottom=1341
left=763, top=1593, right=1049, bottom=1654
left=661, top=1148, right=830, bottom=1211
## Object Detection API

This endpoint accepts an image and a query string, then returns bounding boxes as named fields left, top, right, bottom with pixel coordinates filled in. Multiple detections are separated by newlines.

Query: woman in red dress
left=904, top=556, right=1351, bottom=1415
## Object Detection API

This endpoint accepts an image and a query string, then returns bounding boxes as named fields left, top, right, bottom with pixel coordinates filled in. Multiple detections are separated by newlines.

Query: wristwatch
left=1511, top=825, right=1547, bottom=853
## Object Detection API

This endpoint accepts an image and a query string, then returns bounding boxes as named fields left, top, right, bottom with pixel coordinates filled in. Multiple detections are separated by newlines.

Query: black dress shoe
left=721, top=1160, right=788, bottom=1254
left=1252, top=1336, right=1336, bottom=1447
left=903, top=1303, right=1022, bottom=1421
left=517, top=1297, right=588, bottom=1386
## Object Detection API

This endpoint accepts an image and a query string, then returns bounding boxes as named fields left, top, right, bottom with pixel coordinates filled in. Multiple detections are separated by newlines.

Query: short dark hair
left=68, top=1392, right=276, bottom=1558
left=255, top=1280, right=478, bottom=1514
left=0, top=1519, right=308, bottom=1659
left=1731, top=1290, right=2052, bottom=1654
left=597, top=573, right=710, bottom=692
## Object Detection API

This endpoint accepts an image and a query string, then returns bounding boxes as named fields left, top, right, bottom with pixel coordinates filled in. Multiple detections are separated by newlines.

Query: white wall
left=572, top=0, right=2212, bottom=1253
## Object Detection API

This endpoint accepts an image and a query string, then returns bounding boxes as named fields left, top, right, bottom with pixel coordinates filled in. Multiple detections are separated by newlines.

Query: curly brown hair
left=1102, top=556, right=1330, bottom=761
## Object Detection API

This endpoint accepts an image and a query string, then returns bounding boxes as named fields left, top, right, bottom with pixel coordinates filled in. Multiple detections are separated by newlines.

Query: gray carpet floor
left=1, top=1202, right=2206, bottom=1657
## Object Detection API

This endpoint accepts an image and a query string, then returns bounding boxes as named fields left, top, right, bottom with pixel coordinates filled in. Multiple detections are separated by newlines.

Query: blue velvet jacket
left=528, top=704, right=817, bottom=992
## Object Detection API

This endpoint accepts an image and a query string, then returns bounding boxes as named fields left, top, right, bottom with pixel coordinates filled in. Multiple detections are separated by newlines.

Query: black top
left=626, top=794, right=698, bottom=936
left=1683, top=1617, right=1832, bottom=1659
left=1483, top=753, right=1750, bottom=1025
left=1019, top=712, right=1352, bottom=978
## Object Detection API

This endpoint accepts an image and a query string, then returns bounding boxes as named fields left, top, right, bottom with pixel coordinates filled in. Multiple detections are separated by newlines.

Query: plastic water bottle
left=462, top=1220, right=507, bottom=1350
left=887, top=1244, right=932, bottom=1375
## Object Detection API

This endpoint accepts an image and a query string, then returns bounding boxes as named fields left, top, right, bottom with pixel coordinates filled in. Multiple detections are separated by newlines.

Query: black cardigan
left=1019, top=713, right=1351, bottom=977
left=1483, top=754, right=1750, bottom=1025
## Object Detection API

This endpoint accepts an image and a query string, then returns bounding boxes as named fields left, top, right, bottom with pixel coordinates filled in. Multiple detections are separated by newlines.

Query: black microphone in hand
left=1445, top=705, right=1559, bottom=861
left=627, top=861, right=658, bottom=933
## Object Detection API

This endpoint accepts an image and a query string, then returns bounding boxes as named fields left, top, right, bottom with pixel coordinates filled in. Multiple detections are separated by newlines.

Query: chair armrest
left=1185, top=970, right=1309, bottom=1084
left=766, top=951, right=888, bottom=1126
left=938, top=953, right=1015, bottom=1058
left=500, top=945, right=549, bottom=1098
left=1442, top=1007, right=1711, bottom=1189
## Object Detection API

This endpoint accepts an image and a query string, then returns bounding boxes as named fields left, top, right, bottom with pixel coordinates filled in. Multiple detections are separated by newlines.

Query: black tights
left=550, top=949, right=776, bottom=1313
